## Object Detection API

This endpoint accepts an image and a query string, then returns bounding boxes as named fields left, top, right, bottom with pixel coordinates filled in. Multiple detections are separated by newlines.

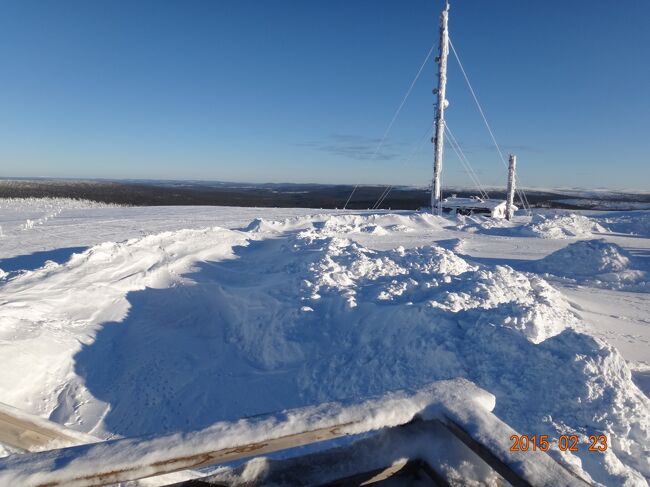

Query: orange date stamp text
left=509, top=434, right=608, bottom=452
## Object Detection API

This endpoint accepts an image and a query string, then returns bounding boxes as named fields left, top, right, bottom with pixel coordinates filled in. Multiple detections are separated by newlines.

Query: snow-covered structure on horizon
left=439, top=154, right=519, bottom=219
left=440, top=195, right=516, bottom=218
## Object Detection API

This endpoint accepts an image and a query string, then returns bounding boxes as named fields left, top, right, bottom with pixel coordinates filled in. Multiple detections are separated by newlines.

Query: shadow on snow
left=0, top=247, right=88, bottom=274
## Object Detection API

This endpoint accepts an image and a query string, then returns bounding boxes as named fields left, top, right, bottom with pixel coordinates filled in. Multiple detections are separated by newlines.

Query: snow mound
left=523, top=214, right=607, bottom=239
left=453, top=213, right=607, bottom=240
left=244, top=212, right=446, bottom=237
left=538, top=239, right=631, bottom=277
left=536, top=239, right=649, bottom=291
left=600, top=212, right=650, bottom=237
left=316, top=213, right=445, bottom=236
left=243, top=215, right=316, bottom=233
left=299, top=235, right=575, bottom=344
left=453, top=215, right=520, bottom=236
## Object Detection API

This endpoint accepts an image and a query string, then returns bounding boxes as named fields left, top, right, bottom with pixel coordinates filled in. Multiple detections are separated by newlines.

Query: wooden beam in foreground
left=0, top=421, right=357, bottom=487
left=0, top=380, right=594, bottom=487
left=0, top=402, right=96, bottom=452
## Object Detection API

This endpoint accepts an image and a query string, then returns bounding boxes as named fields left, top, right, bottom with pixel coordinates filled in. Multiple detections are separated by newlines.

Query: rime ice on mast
left=431, top=1, right=519, bottom=219
left=431, top=1, right=450, bottom=214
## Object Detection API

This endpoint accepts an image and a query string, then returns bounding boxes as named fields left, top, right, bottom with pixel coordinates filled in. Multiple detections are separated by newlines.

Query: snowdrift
left=244, top=212, right=446, bottom=236
left=0, top=226, right=249, bottom=430
left=537, top=239, right=650, bottom=291
left=523, top=213, right=608, bottom=239
left=600, top=211, right=650, bottom=237
left=0, top=212, right=648, bottom=485
left=455, top=213, right=608, bottom=240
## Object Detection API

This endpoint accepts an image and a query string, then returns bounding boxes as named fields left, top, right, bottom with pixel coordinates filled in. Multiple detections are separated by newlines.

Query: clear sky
left=0, top=0, right=648, bottom=190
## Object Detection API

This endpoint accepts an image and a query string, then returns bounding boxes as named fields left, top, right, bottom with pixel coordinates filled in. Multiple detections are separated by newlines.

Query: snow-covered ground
left=0, top=198, right=649, bottom=486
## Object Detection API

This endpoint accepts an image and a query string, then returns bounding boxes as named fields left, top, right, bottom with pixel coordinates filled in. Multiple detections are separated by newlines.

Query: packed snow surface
left=0, top=200, right=649, bottom=485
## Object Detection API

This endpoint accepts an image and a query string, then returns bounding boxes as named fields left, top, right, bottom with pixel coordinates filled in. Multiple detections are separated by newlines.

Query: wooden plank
left=166, top=420, right=482, bottom=487
left=0, top=403, right=212, bottom=487
left=0, top=403, right=94, bottom=452
left=0, top=421, right=356, bottom=487
left=0, top=382, right=594, bottom=487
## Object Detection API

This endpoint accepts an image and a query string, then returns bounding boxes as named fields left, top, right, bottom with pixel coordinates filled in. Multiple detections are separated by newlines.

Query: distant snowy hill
left=1, top=179, right=649, bottom=210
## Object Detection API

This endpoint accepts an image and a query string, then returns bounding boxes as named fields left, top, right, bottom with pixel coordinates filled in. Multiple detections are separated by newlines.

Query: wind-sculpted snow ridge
left=0, top=213, right=648, bottom=485
left=244, top=212, right=446, bottom=236
left=536, top=239, right=650, bottom=292
left=0, top=226, right=248, bottom=420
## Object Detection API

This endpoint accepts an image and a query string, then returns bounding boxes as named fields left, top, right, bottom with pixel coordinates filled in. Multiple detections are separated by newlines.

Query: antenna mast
left=506, top=154, right=517, bottom=220
left=431, top=1, right=450, bottom=214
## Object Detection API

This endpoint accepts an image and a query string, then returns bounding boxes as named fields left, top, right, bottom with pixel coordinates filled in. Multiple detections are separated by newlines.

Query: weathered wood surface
left=0, top=402, right=95, bottom=452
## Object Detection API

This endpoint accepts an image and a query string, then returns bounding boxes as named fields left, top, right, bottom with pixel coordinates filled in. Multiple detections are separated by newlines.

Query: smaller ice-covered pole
left=506, top=154, right=517, bottom=220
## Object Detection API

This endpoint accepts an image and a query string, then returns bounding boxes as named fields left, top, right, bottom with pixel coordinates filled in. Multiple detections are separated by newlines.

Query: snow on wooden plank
left=0, top=380, right=592, bottom=487
left=0, top=380, right=493, bottom=486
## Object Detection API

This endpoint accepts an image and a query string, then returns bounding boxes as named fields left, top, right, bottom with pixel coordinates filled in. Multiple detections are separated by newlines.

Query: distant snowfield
left=0, top=198, right=649, bottom=486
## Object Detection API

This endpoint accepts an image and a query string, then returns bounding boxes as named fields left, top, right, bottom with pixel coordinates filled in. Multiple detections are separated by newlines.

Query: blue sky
left=0, top=0, right=648, bottom=190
